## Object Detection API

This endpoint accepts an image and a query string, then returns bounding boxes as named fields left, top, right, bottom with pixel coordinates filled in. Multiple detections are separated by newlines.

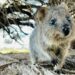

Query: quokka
left=30, top=2, right=75, bottom=70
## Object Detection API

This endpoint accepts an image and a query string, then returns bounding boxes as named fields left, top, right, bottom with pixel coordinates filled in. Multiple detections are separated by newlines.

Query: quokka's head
left=35, top=2, right=74, bottom=40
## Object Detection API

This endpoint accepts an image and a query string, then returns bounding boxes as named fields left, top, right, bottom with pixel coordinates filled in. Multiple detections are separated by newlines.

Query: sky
left=0, top=25, right=33, bottom=50
left=0, top=0, right=6, bottom=6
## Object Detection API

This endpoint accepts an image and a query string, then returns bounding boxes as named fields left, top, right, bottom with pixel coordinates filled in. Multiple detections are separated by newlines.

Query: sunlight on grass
left=0, top=48, right=30, bottom=54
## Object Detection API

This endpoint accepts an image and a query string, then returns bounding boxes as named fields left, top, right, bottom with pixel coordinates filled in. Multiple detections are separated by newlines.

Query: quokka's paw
left=53, top=65, right=62, bottom=74
left=54, top=69, right=62, bottom=74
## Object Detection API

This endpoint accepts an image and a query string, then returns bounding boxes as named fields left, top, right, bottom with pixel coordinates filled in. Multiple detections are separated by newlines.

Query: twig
left=61, top=69, right=75, bottom=74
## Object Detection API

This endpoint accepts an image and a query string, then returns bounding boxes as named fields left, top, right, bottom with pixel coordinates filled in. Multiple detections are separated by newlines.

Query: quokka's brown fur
left=30, top=2, right=75, bottom=70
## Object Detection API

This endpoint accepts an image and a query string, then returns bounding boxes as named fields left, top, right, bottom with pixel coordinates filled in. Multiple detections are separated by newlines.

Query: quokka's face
left=45, top=7, right=72, bottom=39
left=35, top=3, right=73, bottom=40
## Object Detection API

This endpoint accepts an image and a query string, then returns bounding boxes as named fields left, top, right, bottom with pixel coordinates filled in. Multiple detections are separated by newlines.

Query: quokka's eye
left=66, top=16, right=71, bottom=23
left=49, top=18, right=57, bottom=26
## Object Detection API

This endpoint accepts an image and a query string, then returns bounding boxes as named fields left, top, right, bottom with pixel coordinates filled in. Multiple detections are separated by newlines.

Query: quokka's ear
left=34, top=7, right=48, bottom=22
left=58, top=2, right=68, bottom=10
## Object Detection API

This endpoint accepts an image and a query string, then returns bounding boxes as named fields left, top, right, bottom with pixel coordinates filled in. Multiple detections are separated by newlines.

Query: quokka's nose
left=62, top=24, right=70, bottom=36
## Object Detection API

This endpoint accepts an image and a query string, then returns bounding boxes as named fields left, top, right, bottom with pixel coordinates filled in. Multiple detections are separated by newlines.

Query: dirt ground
left=0, top=53, right=75, bottom=75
